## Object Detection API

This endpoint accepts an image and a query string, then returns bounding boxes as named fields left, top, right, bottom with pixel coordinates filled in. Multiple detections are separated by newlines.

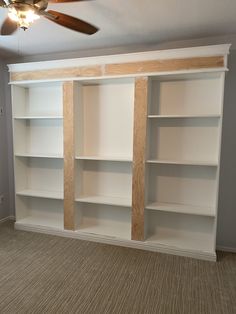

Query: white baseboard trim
left=217, top=245, right=236, bottom=253
left=0, top=216, right=15, bottom=224
left=15, top=221, right=216, bottom=262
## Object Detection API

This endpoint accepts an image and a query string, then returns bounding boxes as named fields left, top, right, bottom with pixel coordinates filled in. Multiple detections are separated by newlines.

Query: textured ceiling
left=0, top=0, right=236, bottom=58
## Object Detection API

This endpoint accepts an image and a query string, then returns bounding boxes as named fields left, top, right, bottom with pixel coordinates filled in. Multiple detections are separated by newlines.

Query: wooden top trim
left=8, top=44, right=230, bottom=73
left=105, top=56, right=224, bottom=76
left=10, top=65, right=102, bottom=82
left=10, top=55, right=225, bottom=82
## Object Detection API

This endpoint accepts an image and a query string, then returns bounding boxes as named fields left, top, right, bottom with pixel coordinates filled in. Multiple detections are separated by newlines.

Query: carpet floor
left=0, top=221, right=235, bottom=314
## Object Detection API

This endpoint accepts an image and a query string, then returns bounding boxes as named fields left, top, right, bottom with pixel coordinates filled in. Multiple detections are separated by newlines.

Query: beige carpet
left=0, top=221, right=235, bottom=314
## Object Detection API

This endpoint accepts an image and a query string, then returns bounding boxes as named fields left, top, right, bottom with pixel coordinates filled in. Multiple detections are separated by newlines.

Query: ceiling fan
left=0, top=0, right=99, bottom=35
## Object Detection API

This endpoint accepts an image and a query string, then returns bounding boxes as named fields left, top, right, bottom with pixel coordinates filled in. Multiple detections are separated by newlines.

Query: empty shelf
left=148, top=114, right=221, bottom=119
left=146, top=159, right=218, bottom=166
left=146, top=229, right=214, bottom=253
left=16, top=189, right=63, bottom=200
left=16, top=215, right=63, bottom=230
left=14, top=116, right=63, bottom=120
left=75, top=195, right=131, bottom=207
left=77, top=222, right=131, bottom=240
left=15, top=153, right=63, bottom=159
left=146, top=202, right=215, bottom=217
left=75, top=156, right=132, bottom=162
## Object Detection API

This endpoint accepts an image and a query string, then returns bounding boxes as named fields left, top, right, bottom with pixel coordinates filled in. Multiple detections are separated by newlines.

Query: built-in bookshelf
left=74, top=79, right=134, bottom=238
left=10, top=44, right=230, bottom=261
left=12, top=82, right=64, bottom=227
left=144, top=72, right=225, bottom=254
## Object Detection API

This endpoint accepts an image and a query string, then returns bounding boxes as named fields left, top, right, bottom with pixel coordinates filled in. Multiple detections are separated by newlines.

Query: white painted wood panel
left=146, top=202, right=215, bottom=217
left=75, top=160, right=132, bottom=201
left=16, top=189, right=63, bottom=200
left=146, top=211, right=215, bottom=253
left=147, top=164, right=217, bottom=211
left=150, top=75, right=222, bottom=115
left=15, top=197, right=64, bottom=229
left=76, top=155, right=132, bottom=162
left=75, top=195, right=131, bottom=207
left=14, top=119, right=63, bottom=156
left=15, top=157, right=63, bottom=195
left=76, top=203, right=131, bottom=240
left=14, top=116, right=63, bottom=120
left=12, top=84, right=62, bottom=117
left=148, top=118, right=220, bottom=162
left=146, top=159, right=218, bottom=166
left=76, top=80, right=134, bottom=158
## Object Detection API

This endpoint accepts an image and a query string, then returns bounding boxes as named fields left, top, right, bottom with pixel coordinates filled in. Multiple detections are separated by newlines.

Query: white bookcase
left=74, top=79, right=134, bottom=239
left=145, top=72, right=224, bottom=254
left=10, top=44, right=230, bottom=261
left=12, top=83, right=64, bottom=229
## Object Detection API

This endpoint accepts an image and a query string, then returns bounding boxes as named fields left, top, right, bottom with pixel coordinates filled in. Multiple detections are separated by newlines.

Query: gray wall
left=1, top=47, right=236, bottom=250
left=217, top=50, right=236, bottom=250
left=0, top=61, right=10, bottom=220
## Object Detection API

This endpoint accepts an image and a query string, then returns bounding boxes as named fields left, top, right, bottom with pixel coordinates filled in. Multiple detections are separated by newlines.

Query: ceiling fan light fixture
left=8, top=6, right=40, bottom=30
left=1, top=0, right=99, bottom=35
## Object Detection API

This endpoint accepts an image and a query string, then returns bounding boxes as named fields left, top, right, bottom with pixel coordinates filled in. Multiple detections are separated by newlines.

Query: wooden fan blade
left=0, top=0, right=6, bottom=6
left=48, top=0, right=93, bottom=3
left=45, top=10, right=99, bottom=34
left=1, top=17, right=18, bottom=35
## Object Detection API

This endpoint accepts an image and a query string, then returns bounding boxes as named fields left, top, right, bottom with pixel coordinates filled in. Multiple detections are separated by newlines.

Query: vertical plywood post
left=131, top=77, right=148, bottom=241
left=63, top=81, right=76, bottom=230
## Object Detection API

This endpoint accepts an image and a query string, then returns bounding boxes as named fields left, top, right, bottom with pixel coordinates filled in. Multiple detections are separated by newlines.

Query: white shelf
left=75, top=156, right=132, bottom=162
left=146, top=202, right=215, bottom=217
left=75, top=195, right=131, bottom=207
left=148, top=114, right=221, bottom=118
left=15, top=153, right=63, bottom=159
left=146, top=229, right=214, bottom=253
left=14, top=116, right=63, bottom=120
left=16, top=189, right=63, bottom=200
left=77, top=222, right=131, bottom=240
left=146, top=159, right=218, bottom=166
left=15, top=216, right=63, bottom=230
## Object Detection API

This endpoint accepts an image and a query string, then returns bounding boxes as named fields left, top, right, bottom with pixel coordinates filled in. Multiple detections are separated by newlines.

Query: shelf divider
left=14, top=116, right=63, bottom=120
left=145, top=202, right=215, bottom=217
left=63, top=81, right=77, bottom=230
left=16, top=189, right=63, bottom=200
left=146, top=159, right=218, bottom=167
left=75, top=155, right=132, bottom=162
left=147, top=114, right=221, bottom=119
left=75, top=195, right=131, bottom=207
left=131, top=77, right=149, bottom=241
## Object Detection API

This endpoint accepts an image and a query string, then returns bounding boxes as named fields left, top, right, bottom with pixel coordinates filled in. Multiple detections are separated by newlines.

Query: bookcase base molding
left=15, top=221, right=216, bottom=262
left=9, top=44, right=230, bottom=262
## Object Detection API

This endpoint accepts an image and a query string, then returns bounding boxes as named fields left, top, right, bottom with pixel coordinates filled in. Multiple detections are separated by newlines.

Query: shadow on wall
left=217, top=50, right=236, bottom=250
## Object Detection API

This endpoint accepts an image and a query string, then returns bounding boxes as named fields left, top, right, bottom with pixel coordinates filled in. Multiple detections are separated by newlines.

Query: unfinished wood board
left=131, top=77, right=148, bottom=241
left=10, top=65, right=102, bottom=82
left=10, top=56, right=224, bottom=82
left=105, top=56, right=224, bottom=76
left=63, top=81, right=76, bottom=230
